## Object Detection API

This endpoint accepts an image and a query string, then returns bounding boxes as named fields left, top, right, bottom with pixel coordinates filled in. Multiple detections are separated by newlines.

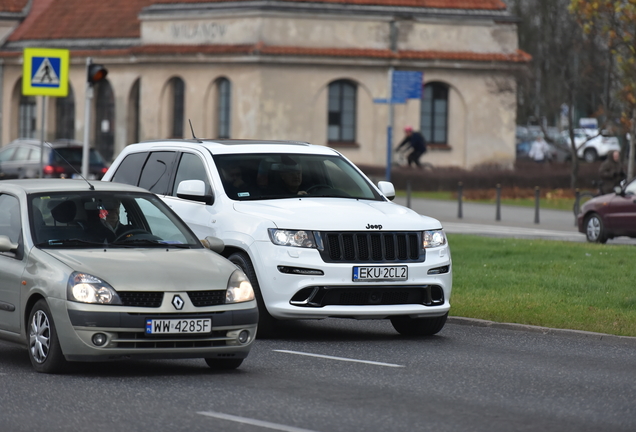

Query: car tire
left=27, top=299, right=68, bottom=374
left=583, top=148, right=598, bottom=163
left=205, top=358, right=244, bottom=370
left=227, top=251, right=278, bottom=338
left=390, top=312, right=448, bottom=336
left=585, top=213, right=608, bottom=243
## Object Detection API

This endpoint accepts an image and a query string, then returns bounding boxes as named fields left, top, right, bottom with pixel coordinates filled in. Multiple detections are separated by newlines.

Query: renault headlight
left=226, top=270, right=255, bottom=303
left=67, top=272, right=122, bottom=305
left=268, top=229, right=316, bottom=248
left=423, top=230, right=447, bottom=248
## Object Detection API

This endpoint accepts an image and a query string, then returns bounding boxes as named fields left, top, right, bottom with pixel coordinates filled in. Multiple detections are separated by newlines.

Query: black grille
left=119, top=292, right=164, bottom=308
left=319, top=232, right=423, bottom=263
left=290, top=286, right=444, bottom=307
left=187, top=290, right=226, bottom=307
left=114, top=330, right=230, bottom=349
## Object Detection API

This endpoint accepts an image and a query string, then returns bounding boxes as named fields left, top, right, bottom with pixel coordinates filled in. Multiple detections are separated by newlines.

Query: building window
left=217, top=78, right=231, bottom=138
left=420, top=82, right=448, bottom=144
left=19, top=95, right=37, bottom=138
left=328, top=80, right=356, bottom=143
left=128, top=79, right=140, bottom=144
left=170, top=77, right=185, bottom=138
left=55, top=86, right=75, bottom=139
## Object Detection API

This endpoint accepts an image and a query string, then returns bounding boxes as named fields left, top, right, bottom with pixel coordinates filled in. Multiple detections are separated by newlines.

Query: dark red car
left=578, top=178, right=636, bottom=243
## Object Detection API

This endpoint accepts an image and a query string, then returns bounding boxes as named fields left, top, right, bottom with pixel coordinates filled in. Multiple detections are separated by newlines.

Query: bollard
left=534, top=186, right=540, bottom=224
left=574, top=188, right=580, bottom=226
left=495, top=183, right=501, bottom=221
left=406, top=179, right=412, bottom=209
left=457, top=182, right=463, bottom=219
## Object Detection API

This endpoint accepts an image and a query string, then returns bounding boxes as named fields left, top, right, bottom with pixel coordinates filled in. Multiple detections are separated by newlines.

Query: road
left=394, top=196, right=636, bottom=244
left=1, top=319, right=635, bottom=432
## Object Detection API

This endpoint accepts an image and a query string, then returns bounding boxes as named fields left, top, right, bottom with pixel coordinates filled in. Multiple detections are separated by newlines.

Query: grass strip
left=447, top=234, right=636, bottom=337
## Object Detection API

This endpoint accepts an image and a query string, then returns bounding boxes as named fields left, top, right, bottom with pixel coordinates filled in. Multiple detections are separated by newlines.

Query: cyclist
left=396, top=126, right=427, bottom=168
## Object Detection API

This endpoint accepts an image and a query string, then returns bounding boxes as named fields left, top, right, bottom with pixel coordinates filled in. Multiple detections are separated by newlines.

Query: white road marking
left=274, top=349, right=404, bottom=368
left=197, top=411, right=318, bottom=432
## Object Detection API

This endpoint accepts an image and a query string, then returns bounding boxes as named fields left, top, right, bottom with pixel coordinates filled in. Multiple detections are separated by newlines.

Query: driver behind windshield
left=87, top=199, right=129, bottom=242
left=270, top=156, right=307, bottom=196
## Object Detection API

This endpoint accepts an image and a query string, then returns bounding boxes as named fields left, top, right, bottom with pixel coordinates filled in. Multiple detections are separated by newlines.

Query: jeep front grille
left=290, top=285, right=444, bottom=307
left=318, top=232, right=423, bottom=263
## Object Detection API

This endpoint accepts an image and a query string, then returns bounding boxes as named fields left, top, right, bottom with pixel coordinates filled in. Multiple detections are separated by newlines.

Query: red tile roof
left=8, top=0, right=155, bottom=41
left=0, top=43, right=530, bottom=63
left=153, top=0, right=506, bottom=8
left=0, top=0, right=29, bottom=13
left=7, top=0, right=507, bottom=42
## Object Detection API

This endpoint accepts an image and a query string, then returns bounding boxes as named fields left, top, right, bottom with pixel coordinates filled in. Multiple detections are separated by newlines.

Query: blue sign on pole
left=391, top=71, right=423, bottom=103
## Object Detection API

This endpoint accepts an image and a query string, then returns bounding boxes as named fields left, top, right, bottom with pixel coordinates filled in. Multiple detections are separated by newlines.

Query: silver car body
left=0, top=179, right=257, bottom=369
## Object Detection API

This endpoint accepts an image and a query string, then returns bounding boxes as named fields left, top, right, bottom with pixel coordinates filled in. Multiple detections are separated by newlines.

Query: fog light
left=238, top=330, right=249, bottom=344
left=92, top=333, right=107, bottom=346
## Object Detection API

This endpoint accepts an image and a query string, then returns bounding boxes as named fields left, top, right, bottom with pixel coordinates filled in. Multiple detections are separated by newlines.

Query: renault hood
left=233, top=198, right=442, bottom=231
left=42, top=248, right=237, bottom=292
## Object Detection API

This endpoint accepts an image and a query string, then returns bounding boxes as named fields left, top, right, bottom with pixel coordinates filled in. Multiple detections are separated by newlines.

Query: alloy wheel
left=586, top=216, right=601, bottom=241
left=29, top=310, right=51, bottom=364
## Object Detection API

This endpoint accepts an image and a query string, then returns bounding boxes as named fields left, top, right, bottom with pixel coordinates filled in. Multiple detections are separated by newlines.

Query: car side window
left=13, top=146, right=31, bottom=161
left=0, top=147, right=16, bottom=163
left=0, top=194, right=22, bottom=253
left=139, top=152, right=177, bottom=195
left=171, top=152, right=211, bottom=196
left=111, top=152, right=148, bottom=186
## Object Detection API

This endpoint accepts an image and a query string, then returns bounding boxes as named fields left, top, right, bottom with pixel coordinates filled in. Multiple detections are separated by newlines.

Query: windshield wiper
left=111, top=238, right=190, bottom=248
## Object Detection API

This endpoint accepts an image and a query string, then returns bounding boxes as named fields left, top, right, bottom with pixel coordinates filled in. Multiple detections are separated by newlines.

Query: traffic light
left=87, top=63, right=108, bottom=84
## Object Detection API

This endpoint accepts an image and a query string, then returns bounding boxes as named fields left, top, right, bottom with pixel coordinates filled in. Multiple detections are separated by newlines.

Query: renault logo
left=172, top=295, right=184, bottom=310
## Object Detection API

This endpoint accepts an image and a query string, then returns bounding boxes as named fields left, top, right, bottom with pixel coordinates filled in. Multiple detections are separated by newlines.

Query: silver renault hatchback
left=0, top=179, right=258, bottom=373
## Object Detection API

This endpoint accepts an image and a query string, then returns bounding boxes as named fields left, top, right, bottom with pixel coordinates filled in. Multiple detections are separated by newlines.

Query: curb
left=448, top=316, right=636, bottom=346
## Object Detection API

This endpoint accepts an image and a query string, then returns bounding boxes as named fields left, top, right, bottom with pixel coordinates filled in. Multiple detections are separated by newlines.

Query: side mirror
left=200, top=235, right=225, bottom=254
left=0, top=235, right=18, bottom=252
left=377, top=181, right=395, bottom=201
left=177, top=180, right=214, bottom=205
left=614, top=185, right=623, bottom=195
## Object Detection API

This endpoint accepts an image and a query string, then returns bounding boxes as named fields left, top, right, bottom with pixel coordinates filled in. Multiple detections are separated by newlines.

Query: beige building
left=0, top=0, right=529, bottom=168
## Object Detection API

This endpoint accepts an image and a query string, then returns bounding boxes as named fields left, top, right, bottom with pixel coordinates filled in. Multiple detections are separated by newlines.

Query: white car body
left=102, top=140, right=452, bottom=336
left=561, top=129, right=621, bottom=162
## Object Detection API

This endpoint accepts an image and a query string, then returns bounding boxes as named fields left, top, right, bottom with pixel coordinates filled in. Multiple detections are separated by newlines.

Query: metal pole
left=385, top=67, right=394, bottom=182
left=406, top=179, right=411, bottom=209
left=495, top=183, right=501, bottom=221
left=82, top=57, right=92, bottom=179
left=457, top=182, right=463, bottom=219
left=39, top=96, right=48, bottom=178
left=534, top=186, right=540, bottom=224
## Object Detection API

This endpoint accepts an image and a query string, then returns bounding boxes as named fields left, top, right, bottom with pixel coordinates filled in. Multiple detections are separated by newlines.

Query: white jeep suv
left=103, top=140, right=452, bottom=336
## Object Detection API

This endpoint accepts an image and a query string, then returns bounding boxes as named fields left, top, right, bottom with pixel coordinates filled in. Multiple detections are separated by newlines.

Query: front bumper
left=49, top=298, right=258, bottom=362
left=250, top=241, right=452, bottom=320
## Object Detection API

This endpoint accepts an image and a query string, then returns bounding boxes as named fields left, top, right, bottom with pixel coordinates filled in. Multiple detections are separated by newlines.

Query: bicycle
left=572, top=180, right=603, bottom=217
left=392, top=149, right=434, bottom=171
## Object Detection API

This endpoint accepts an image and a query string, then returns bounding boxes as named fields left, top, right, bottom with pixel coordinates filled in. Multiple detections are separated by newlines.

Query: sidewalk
left=393, top=196, right=589, bottom=242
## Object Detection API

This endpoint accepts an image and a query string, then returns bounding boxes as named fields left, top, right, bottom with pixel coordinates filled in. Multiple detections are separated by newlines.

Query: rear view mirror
left=377, top=181, right=395, bottom=201
left=614, top=185, right=622, bottom=195
left=177, top=180, right=214, bottom=205
left=201, top=235, right=225, bottom=254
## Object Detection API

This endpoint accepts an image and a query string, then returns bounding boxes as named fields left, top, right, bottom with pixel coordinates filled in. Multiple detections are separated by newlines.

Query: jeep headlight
left=268, top=229, right=316, bottom=248
left=67, top=272, right=122, bottom=305
left=226, top=270, right=255, bottom=303
left=423, top=230, right=446, bottom=248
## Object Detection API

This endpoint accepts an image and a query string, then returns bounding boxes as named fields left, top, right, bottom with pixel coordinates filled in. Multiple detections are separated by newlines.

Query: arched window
left=217, top=78, right=231, bottom=138
left=169, top=77, right=185, bottom=138
left=128, top=79, right=140, bottom=143
left=19, top=94, right=37, bottom=138
left=95, top=80, right=115, bottom=161
left=420, top=82, right=449, bottom=144
left=55, top=85, right=75, bottom=139
left=328, top=80, right=356, bottom=143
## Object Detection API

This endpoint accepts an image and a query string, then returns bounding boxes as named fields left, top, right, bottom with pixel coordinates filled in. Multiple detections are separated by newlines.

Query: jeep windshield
left=214, top=153, right=383, bottom=201
left=30, top=191, right=202, bottom=248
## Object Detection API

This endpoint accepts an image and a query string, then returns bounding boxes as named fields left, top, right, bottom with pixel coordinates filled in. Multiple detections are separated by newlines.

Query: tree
left=510, top=0, right=614, bottom=189
left=570, top=0, right=636, bottom=180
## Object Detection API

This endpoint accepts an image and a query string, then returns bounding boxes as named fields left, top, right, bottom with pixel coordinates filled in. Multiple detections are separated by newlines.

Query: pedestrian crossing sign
left=22, top=48, right=69, bottom=97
